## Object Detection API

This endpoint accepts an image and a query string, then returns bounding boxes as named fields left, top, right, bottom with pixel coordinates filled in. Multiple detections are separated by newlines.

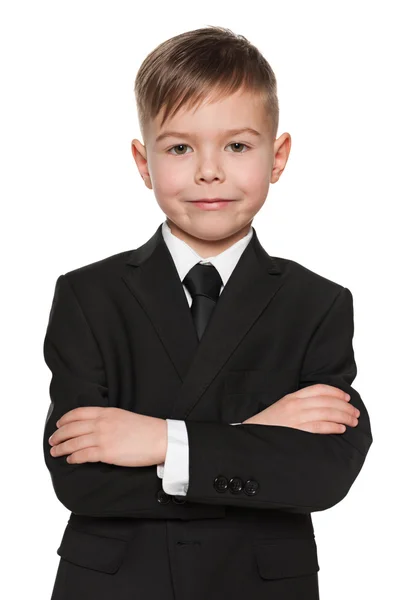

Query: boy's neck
left=166, top=218, right=252, bottom=258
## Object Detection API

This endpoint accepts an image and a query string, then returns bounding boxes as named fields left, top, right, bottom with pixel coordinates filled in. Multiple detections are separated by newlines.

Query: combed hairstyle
left=134, top=25, right=279, bottom=144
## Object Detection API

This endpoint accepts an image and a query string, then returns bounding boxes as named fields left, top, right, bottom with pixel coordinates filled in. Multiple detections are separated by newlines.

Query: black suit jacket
left=43, top=222, right=372, bottom=600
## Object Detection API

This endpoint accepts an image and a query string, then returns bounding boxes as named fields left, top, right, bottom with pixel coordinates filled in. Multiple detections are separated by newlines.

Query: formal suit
left=156, top=219, right=252, bottom=496
left=43, top=220, right=373, bottom=600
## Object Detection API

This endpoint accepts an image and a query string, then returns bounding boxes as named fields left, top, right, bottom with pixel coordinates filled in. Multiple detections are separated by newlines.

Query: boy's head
left=131, top=26, right=291, bottom=257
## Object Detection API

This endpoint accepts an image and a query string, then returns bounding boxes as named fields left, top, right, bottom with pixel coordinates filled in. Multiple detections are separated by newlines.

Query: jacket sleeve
left=184, top=287, right=373, bottom=513
left=157, top=420, right=242, bottom=492
left=42, top=274, right=163, bottom=517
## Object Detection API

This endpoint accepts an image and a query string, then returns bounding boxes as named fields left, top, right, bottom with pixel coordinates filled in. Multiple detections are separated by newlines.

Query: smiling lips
left=190, top=199, right=234, bottom=210
left=191, top=198, right=234, bottom=202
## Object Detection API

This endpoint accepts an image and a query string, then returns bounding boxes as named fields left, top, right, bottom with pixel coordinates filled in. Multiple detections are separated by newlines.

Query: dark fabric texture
left=43, top=222, right=373, bottom=599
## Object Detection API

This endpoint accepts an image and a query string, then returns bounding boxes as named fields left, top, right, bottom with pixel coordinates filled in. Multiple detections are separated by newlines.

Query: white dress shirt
left=156, top=219, right=254, bottom=496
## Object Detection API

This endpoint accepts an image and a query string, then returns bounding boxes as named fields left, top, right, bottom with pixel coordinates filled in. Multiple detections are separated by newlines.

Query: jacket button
left=244, top=479, right=260, bottom=496
left=213, top=475, right=228, bottom=492
left=172, top=495, right=187, bottom=504
left=156, top=489, right=171, bottom=504
left=228, top=477, right=243, bottom=493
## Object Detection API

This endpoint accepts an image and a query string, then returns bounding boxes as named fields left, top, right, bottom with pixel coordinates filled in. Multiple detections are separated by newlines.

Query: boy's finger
left=296, top=421, right=347, bottom=435
left=300, top=395, right=359, bottom=416
left=294, top=383, right=350, bottom=401
left=303, top=407, right=358, bottom=427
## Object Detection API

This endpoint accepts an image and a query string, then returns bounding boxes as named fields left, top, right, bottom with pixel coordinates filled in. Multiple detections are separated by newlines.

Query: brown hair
left=134, top=25, right=279, bottom=143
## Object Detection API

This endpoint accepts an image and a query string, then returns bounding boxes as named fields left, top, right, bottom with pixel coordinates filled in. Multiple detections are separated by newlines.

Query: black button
left=156, top=489, right=171, bottom=504
left=172, top=495, right=187, bottom=504
left=228, top=477, right=243, bottom=494
left=244, top=479, right=259, bottom=496
left=213, top=475, right=228, bottom=493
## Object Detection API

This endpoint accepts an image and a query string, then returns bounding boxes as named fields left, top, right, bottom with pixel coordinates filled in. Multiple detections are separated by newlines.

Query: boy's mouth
left=190, top=198, right=234, bottom=203
left=190, top=199, right=234, bottom=210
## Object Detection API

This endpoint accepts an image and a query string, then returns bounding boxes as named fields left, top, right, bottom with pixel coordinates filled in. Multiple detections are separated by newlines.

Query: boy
left=43, top=26, right=372, bottom=600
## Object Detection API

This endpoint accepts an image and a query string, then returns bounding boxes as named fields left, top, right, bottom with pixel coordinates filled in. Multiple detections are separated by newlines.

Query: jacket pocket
left=254, top=537, right=320, bottom=580
left=221, top=367, right=299, bottom=423
left=224, top=367, right=299, bottom=395
left=57, top=524, right=129, bottom=574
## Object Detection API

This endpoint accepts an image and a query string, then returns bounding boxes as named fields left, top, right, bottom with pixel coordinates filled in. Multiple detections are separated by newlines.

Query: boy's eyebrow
left=155, top=127, right=262, bottom=144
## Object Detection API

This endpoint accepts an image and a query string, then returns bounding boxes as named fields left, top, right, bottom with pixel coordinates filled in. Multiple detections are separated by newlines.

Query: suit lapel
left=121, top=223, right=285, bottom=419
left=121, top=224, right=199, bottom=384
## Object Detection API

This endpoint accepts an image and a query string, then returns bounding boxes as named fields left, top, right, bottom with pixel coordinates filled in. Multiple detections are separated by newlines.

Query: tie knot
left=183, top=263, right=222, bottom=303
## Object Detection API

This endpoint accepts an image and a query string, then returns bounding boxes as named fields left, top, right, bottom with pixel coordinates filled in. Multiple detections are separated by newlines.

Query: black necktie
left=183, top=262, right=223, bottom=341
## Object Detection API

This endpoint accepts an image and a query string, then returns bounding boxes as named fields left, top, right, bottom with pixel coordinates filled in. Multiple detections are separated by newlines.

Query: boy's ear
left=131, top=139, right=153, bottom=190
left=271, top=133, right=291, bottom=184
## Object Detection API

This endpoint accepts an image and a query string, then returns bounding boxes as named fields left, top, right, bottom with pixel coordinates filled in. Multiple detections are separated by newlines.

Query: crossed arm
left=43, top=275, right=373, bottom=516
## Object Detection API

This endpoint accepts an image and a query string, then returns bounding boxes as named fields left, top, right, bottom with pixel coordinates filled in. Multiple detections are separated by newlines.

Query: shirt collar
left=161, top=219, right=254, bottom=287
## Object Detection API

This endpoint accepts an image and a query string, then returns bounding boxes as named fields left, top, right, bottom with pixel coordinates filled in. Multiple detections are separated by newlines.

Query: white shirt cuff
left=157, top=419, right=189, bottom=496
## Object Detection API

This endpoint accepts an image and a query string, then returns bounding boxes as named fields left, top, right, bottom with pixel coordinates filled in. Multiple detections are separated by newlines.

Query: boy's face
left=131, top=88, right=291, bottom=257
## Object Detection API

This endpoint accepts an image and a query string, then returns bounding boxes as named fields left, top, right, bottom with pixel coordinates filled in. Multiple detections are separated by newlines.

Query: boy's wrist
left=153, top=417, right=168, bottom=465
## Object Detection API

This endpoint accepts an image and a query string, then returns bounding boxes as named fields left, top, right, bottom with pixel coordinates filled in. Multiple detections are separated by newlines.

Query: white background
left=1, top=1, right=398, bottom=598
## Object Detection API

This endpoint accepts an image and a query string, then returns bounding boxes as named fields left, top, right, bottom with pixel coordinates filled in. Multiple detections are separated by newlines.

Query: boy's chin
left=174, top=221, right=252, bottom=243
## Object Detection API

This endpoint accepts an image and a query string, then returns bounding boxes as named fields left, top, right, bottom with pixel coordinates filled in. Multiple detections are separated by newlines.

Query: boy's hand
left=242, top=384, right=360, bottom=434
left=48, top=407, right=167, bottom=467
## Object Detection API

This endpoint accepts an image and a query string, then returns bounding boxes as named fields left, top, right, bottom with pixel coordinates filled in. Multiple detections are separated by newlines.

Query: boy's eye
left=227, top=142, right=249, bottom=153
left=167, top=142, right=249, bottom=156
left=168, top=144, right=192, bottom=156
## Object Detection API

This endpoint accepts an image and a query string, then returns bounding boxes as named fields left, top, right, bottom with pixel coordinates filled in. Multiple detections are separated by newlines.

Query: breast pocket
left=221, top=367, right=299, bottom=424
